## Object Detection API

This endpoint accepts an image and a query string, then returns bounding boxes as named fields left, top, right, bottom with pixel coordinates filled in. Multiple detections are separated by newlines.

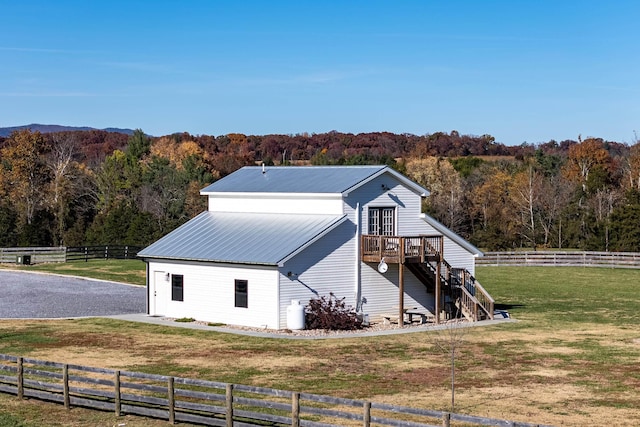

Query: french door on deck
left=368, top=207, right=395, bottom=236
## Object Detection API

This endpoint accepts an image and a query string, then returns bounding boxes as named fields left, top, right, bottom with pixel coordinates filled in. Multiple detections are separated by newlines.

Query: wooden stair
left=407, top=259, right=494, bottom=322
left=361, top=234, right=495, bottom=322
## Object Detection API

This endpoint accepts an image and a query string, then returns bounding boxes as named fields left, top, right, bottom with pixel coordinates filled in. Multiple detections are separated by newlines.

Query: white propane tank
left=286, top=300, right=305, bottom=330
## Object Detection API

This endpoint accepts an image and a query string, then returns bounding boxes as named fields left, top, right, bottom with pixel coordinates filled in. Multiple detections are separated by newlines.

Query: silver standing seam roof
left=140, top=165, right=430, bottom=265
left=200, top=165, right=429, bottom=196
left=137, top=211, right=348, bottom=266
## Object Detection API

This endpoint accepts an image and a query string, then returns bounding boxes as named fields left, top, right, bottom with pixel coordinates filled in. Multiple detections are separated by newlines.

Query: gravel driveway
left=0, top=271, right=146, bottom=318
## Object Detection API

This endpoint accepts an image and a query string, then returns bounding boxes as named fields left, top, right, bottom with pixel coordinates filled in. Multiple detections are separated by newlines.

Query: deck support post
left=398, top=237, right=405, bottom=327
left=435, top=259, right=441, bottom=325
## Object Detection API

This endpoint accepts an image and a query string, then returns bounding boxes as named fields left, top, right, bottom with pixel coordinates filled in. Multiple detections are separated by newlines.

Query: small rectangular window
left=235, top=279, right=248, bottom=308
left=171, top=274, right=184, bottom=301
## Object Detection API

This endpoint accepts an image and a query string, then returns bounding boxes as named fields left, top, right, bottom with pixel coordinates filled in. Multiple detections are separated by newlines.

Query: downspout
left=355, top=203, right=362, bottom=311
left=145, top=260, right=150, bottom=315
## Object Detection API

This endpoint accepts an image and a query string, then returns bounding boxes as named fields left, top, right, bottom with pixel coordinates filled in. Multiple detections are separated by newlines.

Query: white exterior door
left=152, top=271, right=168, bottom=315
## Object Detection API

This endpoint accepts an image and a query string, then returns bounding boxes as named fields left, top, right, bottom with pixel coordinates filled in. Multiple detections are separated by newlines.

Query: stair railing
left=457, top=286, right=476, bottom=321
left=451, top=267, right=494, bottom=320
left=443, top=261, right=495, bottom=320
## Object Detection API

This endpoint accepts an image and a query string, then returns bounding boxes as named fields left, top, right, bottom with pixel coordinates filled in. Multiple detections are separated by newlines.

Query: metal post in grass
left=17, top=357, right=23, bottom=399
left=225, top=384, right=233, bottom=427
left=292, top=392, right=300, bottom=427
left=363, top=401, right=371, bottom=427
left=63, top=364, right=70, bottom=409
left=168, top=376, right=175, bottom=424
left=114, top=370, right=121, bottom=416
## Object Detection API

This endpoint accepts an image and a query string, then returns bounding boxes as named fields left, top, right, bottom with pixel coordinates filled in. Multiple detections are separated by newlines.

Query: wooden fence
left=0, top=354, right=552, bottom=427
left=0, top=247, right=66, bottom=265
left=65, top=245, right=142, bottom=262
left=477, top=251, right=640, bottom=269
left=0, top=245, right=142, bottom=264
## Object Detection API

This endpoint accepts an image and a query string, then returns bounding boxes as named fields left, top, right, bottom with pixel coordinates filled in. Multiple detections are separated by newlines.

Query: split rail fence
left=0, top=354, right=552, bottom=427
left=477, top=251, right=640, bottom=269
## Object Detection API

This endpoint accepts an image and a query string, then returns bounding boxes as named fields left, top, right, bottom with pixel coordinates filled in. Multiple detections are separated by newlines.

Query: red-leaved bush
left=305, top=293, right=364, bottom=330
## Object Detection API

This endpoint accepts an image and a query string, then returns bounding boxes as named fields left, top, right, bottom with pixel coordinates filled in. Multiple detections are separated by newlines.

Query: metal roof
left=200, top=165, right=428, bottom=196
left=138, top=211, right=348, bottom=266
left=421, top=214, right=484, bottom=257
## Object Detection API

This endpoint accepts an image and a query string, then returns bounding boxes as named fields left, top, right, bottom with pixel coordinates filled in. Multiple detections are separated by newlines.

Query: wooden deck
left=361, top=234, right=443, bottom=264
left=361, top=234, right=494, bottom=324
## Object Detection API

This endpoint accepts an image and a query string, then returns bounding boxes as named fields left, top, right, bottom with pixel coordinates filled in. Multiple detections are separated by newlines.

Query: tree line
left=0, top=128, right=638, bottom=251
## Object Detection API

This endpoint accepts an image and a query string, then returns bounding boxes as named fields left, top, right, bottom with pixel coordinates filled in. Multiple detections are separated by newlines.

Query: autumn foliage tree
left=563, top=137, right=612, bottom=193
left=405, top=157, right=466, bottom=234
left=0, top=127, right=635, bottom=251
left=0, top=130, right=51, bottom=244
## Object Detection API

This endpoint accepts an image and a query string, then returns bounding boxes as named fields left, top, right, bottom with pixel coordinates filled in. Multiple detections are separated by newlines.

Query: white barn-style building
left=138, top=165, right=494, bottom=329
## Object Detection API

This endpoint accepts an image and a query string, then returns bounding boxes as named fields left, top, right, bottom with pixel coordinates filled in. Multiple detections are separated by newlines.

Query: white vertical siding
left=147, top=260, right=280, bottom=329
left=208, top=194, right=344, bottom=215
left=278, top=220, right=357, bottom=328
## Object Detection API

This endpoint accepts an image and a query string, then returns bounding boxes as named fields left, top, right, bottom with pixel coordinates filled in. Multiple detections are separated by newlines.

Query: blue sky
left=1, top=1, right=638, bottom=145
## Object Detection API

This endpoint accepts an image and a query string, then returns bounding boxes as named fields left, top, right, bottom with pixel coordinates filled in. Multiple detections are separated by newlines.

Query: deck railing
left=362, top=235, right=494, bottom=322
left=361, top=235, right=443, bottom=263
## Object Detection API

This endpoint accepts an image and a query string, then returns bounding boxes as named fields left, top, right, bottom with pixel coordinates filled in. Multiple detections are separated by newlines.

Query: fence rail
left=65, top=245, right=142, bottom=262
left=0, top=354, right=552, bottom=427
left=477, top=251, right=640, bottom=268
left=0, top=245, right=142, bottom=264
left=0, top=247, right=66, bottom=264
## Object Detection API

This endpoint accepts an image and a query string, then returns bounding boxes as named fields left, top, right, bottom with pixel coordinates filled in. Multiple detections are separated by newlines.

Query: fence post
left=63, top=364, right=70, bottom=409
left=84, top=246, right=88, bottom=262
left=363, top=401, right=371, bottom=427
left=114, top=371, right=121, bottom=416
left=105, top=246, right=108, bottom=260
left=168, top=377, right=175, bottom=424
left=225, top=384, right=233, bottom=427
left=292, top=392, right=300, bottom=427
left=17, top=357, right=23, bottom=399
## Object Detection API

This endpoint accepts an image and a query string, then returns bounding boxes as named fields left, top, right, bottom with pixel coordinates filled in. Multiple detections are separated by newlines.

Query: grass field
left=0, top=264, right=639, bottom=426
left=1, top=259, right=146, bottom=286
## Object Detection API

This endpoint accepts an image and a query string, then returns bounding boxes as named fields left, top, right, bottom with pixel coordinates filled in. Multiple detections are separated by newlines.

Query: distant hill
left=0, top=124, right=135, bottom=137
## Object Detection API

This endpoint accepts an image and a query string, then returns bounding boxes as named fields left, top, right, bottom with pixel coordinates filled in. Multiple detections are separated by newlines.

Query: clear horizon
left=1, top=1, right=638, bottom=146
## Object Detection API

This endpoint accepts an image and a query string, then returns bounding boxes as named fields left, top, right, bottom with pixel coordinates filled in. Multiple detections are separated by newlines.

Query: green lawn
left=0, top=259, right=146, bottom=286
left=476, top=266, right=640, bottom=325
left=0, top=265, right=639, bottom=426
